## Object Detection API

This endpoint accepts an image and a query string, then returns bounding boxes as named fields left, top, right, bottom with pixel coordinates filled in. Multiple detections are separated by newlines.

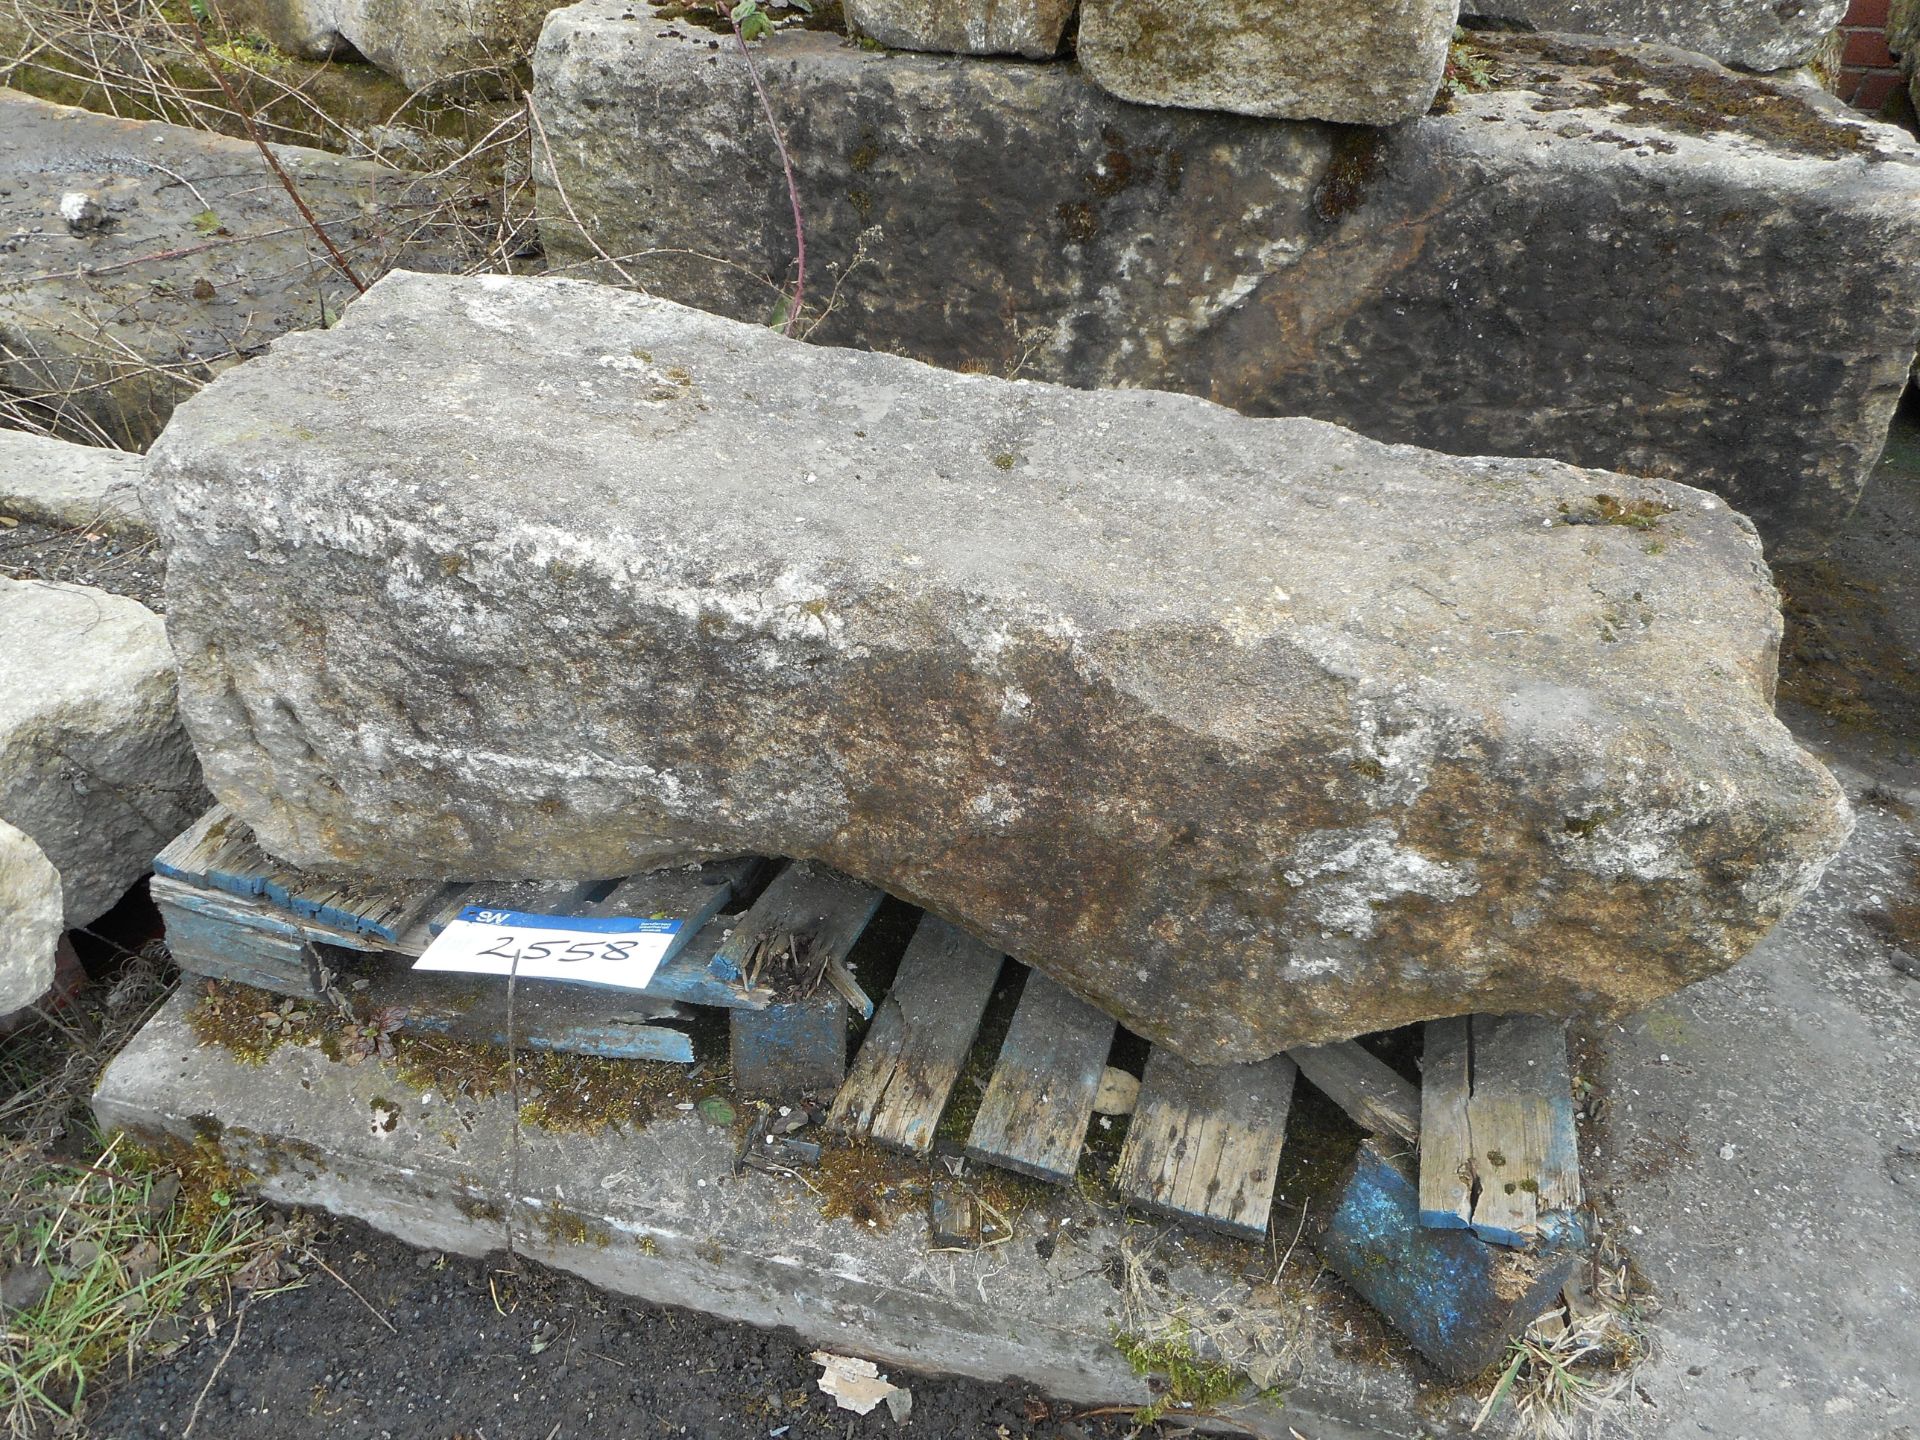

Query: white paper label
left=412, top=906, right=680, bottom=992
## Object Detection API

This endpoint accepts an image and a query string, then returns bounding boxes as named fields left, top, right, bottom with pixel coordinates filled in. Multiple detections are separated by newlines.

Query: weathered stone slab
left=0, top=90, right=468, bottom=450
left=844, top=0, right=1075, bottom=57
left=1077, top=0, right=1460, bottom=123
left=0, top=817, right=63, bottom=1018
left=0, top=578, right=209, bottom=927
left=1463, top=0, right=1850, bottom=71
left=532, top=12, right=1920, bottom=560
left=0, top=431, right=147, bottom=538
left=147, top=270, right=1850, bottom=1061
left=207, top=0, right=554, bottom=91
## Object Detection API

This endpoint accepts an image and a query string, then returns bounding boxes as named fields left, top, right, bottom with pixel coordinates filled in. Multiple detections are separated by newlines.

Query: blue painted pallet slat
left=720, top=862, right=885, bottom=1097
left=731, top=992, right=846, bottom=1098
left=1318, top=1141, right=1582, bottom=1380
left=154, top=805, right=445, bottom=943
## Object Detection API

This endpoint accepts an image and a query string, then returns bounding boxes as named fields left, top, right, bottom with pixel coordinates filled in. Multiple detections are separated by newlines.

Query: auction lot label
left=413, top=907, right=680, bottom=991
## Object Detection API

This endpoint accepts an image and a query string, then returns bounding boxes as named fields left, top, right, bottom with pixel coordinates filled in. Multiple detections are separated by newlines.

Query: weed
left=1113, top=1323, right=1253, bottom=1424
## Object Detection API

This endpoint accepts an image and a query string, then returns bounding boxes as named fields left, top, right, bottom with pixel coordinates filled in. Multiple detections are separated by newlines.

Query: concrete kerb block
left=96, top=990, right=1484, bottom=1439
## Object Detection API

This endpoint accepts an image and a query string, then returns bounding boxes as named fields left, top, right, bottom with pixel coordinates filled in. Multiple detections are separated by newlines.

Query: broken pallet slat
left=154, top=805, right=442, bottom=943
left=828, top=915, right=1003, bottom=1154
left=1114, top=1049, right=1298, bottom=1241
left=1418, top=1016, right=1476, bottom=1232
left=1317, top=1140, right=1582, bottom=1379
left=711, top=862, right=885, bottom=992
left=964, top=969, right=1116, bottom=1184
left=1460, top=1014, right=1582, bottom=1247
left=1290, top=1040, right=1421, bottom=1145
left=156, top=877, right=330, bottom=994
left=721, top=863, right=886, bottom=1097
left=330, top=948, right=698, bottom=1064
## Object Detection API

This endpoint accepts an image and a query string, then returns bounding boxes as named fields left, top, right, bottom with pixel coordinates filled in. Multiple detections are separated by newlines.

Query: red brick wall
left=1839, top=0, right=1904, bottom=111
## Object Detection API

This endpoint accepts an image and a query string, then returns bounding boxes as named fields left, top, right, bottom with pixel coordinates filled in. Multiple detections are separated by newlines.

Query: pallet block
left=1318, top=1141, right=1581, bottom=1380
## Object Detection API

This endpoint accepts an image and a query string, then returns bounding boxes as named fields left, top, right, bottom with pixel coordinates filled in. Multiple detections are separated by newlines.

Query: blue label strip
left=455, top=906, right=681, bottom=935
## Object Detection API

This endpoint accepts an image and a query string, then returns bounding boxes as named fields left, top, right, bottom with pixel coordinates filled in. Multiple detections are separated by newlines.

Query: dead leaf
left=812, top=1351, right=908, bottom=1418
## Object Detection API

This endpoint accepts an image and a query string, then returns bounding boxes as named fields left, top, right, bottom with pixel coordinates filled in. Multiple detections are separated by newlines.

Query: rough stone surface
left=844, top=0, right=1075, bottom=57
left=0, top=817, right=63, bottom=1019
left=1463, top=0, right=1850, bottom=71
left=533, top=13, right=1920, bottom=561
left=0, top=578, right=208, bottom=927
left=0, top=90, right=470, bottom=450
left=1077, top=0, right=1460, bottom=123
left=0, top=430, right=147, bottom=537
left=1893, top=0, right=1920, bottom=111
left=147, top=271, right=1851, bottom=1062
left=207, top=0, right=554, bottom=91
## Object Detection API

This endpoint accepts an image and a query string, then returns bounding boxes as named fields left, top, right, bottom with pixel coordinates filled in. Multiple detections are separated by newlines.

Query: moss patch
left=1487, top=34, right=1877, bottom=160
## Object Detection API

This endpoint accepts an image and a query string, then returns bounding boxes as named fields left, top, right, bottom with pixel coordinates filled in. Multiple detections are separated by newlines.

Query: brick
left=1847, top=0, right=1890, bottom=27
left=1844, top=28, right=1896, bottom=65
left=1853, top=70, right=1903, bottom=110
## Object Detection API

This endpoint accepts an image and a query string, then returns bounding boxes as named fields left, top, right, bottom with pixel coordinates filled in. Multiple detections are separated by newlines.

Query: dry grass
left=0, top=949, right=304, bottom=1437
left=1473, top=1233, right=1655, bottom=1439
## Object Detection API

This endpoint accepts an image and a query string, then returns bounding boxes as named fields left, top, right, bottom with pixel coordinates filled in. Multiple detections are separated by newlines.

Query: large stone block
left=0, top=579, right=209, bottom=927
left=1463, top=0, right=1850, bottom=71
left=206, top=0, right=554, bottom=91
left=844, top=0, right=1076, bottom=58
left=0, top=817, right=63, bottom=1018
left=0, top=90, right=469, bottom=449
left=1077, top=0, right=1461, bottom=124
left=146, top=271, right=1851, bottom=1063
left=0, top=431, right=147, bottom=537
left=532, top=12, right=1920, bottom=561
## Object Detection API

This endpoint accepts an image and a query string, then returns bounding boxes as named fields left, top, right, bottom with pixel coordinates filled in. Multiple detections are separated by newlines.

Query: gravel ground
left=0, top=516, right=164, bottom=608
left=83, top=1214, right=1133, bottom=1440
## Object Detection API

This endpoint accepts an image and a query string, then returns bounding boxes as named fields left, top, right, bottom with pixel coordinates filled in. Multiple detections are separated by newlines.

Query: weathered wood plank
left=721, top=863, right=884, bottom=1096
left=154, top=805, right=441, bottom=943
left=964, top=970, right=1115, bottom=1184
left=828, top=916, right=1003, bottom=1154
left=1114, top=1049, right=1297, bottom=1240
left=711, top=862, right=885, bottom=990
left=328, top=949, right=696, bottom=1063
left=1418, top=1016, right=1475, bottom=1231
left=1290, top=1040, right=1421, bottom=1145
left=157, top=885, right=320, bottom=995
left=1464, top=1013, right=1581, bottom=1247
left=1318, top=1141, right=1581, bottom=1380
left=161, top=879, right=700, bottom=1062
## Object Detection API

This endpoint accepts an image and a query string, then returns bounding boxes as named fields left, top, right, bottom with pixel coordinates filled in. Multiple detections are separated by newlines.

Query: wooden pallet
left=156, top=807, right=792, bottom=1062
left=152, top=809, right=1581, bottom=1248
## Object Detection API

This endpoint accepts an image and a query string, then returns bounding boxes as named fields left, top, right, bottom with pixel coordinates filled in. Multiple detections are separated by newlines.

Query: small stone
left=1092, top=1066, right=1141, bottom=1117
left=844, top=0, right=1075, bottom=57
left=0, top=1261, right=51, bottom=1315
left=1890, top=948, right=1920, bottom=979
left=1078, top=0, right=1458, bottom=124
left=58, top=190, right=108, bottom=235
left=1718, top=1142, right=1736, bottom=1160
